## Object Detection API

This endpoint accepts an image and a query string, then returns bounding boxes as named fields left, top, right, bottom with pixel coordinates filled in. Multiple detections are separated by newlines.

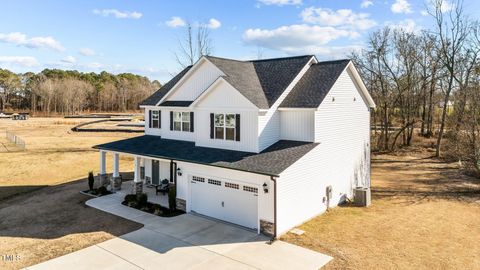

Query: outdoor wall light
left=263, top=183, right=268, bottom=193
left=176, top=167, right=182, bottom=176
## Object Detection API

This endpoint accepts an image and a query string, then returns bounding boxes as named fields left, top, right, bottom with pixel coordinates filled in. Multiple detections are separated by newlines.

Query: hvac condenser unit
left=354, top=187, right=371, bottom=207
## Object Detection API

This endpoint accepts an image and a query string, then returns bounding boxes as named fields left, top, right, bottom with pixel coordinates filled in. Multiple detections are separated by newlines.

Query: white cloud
left=207, top=18, right=221, bottom=29
left=301, top=7, right=376, bottom=30
left=361, top=0, right=373, bottom=8
left=439, top=0, right=454, bottom=12
left=0, top=56, right=39, bottom=67
left=79, top=48, right=96, bottom=56
left=243, top=24, right=358, bottom=55
left=303, top=45, right=364, bottom=58
left=391, top=0, right=413, bottom=14
left=166, top=16, right=186, bottom=28
left=93, top=9, right=142, bottom=19
left=428, top=0, right=454, bottom=13
left=61, top=56, right=76, bottom=64
left=386, top=19, right=421, bottom=33
left=420, top=10, right=429, bottom=16
left=257, top=0, right=302, bottom=6
left=0, top=32, right=65, bottom=52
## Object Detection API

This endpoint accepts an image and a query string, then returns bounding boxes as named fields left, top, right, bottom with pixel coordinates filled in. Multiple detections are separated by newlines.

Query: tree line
left=0, top=68, right=161, bottom=115
left=352, top=0, right=480, bottom=173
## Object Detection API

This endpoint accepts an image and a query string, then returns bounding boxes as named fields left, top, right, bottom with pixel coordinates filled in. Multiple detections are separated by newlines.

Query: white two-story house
left=93, top=55, right=376, bottom=238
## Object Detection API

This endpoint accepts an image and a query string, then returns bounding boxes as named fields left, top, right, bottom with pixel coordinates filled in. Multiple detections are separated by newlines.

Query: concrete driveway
left=25, top=193, right=332, bottom=270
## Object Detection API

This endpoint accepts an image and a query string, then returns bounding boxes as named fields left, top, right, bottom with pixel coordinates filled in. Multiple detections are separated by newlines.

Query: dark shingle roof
left=207, top=55, right=313, bottom=109
left=93, top=135, right=318, bottom=176
left=280, top=59, right=350, bottom=108
left=140, top=66, right=192, bottom=106
left=159, top=100, right=193, bottom=107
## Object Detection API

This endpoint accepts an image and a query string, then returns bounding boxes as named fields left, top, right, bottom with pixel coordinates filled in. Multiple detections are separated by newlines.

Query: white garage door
left=190, top=175, right=258, bottom=230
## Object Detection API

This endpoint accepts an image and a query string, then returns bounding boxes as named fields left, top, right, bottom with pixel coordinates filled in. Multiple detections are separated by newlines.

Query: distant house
left=94, top=55, right=376, bottom=237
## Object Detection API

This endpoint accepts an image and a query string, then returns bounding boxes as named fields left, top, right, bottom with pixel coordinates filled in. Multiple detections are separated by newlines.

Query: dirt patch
left=282, top=151, right=480, bottom=270
left=0, top=117, right=143, bottom=269
left=0, top=179, right=143, bottom=270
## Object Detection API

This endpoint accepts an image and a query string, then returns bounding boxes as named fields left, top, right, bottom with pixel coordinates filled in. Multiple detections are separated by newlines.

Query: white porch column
left=112, top=153, right=120, bottom=177
left=133, top=156, right=143, bottom=195
left=99, top=151, right=106, bottom=175
left=134, top=156, right=141, bottom=182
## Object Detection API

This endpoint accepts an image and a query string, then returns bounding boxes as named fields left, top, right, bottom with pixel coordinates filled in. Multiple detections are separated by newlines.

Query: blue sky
left=0, top=0, right=478, bottom=83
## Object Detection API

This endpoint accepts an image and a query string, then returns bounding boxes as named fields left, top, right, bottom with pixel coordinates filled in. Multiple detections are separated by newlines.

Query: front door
left=152, top=160, right=160, bottom=185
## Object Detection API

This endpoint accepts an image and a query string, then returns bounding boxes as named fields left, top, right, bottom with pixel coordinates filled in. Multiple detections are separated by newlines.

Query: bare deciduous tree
left=174, top=22, right=213, bottom=68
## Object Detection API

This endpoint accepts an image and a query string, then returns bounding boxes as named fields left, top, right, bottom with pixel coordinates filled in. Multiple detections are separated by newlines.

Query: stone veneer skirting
left=260, top=219, right=275, bottom=237
left=98, top=173, right=109, bottom=187
left=176, top=198, right=186, bottom=211
left=110, top=176, right=122, bottom=191
left=134, top=181, right=143, bottom=195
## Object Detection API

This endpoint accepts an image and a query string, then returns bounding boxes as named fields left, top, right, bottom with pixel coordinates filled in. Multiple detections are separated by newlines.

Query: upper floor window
left=212, top=113, right=240, bottom=141
left=149, top=110, right=160, bottom=129
left=170, top=111, right=194, bottom=132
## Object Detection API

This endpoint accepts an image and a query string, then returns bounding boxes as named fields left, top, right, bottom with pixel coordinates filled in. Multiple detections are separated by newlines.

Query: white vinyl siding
left=276, top=67, right=371, bottom=234
left=258, top=111, right=280, bottom=151
left=194, top=80, right=258, bottom=152
left=257, top=58, right=314, bottom=151
left=166, top=59, right=224, bottom=102
left=145, top=107, right=162, bottom=136
left=280, top=110, right=315, bottom=142
left=196, top=110, right=257, bottom=152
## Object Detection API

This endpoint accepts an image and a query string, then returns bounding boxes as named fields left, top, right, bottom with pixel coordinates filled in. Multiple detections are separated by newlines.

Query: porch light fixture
left=176, top=167, right=182, bottom=176
left=263, top=183, right=268, bottom=193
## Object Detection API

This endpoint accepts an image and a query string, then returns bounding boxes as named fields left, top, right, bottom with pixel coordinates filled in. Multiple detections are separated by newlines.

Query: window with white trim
left=214, top=113, right=236, bottom=140
left=173, top=112, right=190, bottom=132
left=151, top=110, right=160, bottom=128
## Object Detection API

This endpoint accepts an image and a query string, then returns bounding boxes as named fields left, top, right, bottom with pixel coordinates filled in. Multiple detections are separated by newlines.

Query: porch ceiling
left=93, top=135, right=318, bottom=177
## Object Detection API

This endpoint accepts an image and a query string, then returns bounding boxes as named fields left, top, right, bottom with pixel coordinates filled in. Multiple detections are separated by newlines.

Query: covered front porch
left=97, top=150, right=177, bottom=207
left=119, top=181, right=169, bottom=207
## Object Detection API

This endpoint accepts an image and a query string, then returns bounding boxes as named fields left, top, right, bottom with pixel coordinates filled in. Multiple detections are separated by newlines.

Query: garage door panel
left=190, top=175, right=258, bottom=230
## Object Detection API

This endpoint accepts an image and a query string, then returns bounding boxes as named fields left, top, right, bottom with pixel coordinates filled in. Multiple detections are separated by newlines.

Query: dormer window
left=211, top=113, right=240, bottom=141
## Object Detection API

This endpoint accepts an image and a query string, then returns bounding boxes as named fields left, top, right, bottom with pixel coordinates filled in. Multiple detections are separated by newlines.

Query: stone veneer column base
left=176, top=198, right=186, bottom=211
left=260, top=220, right=275, bottom=237
left=133, top=181, right=143, bottom=195
left=110, top=176, right=122, bottom=191
left=98, top=173, right=109, bottom=187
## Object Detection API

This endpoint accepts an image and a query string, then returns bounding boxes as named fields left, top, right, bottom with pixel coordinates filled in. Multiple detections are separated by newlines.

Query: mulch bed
left=121, top=200, right=184, bottom=217
left=80, top=189, right=112, bottom=198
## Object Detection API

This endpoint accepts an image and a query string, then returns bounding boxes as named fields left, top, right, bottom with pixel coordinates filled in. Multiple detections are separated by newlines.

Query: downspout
left=269, top=175, right=278, bottom=243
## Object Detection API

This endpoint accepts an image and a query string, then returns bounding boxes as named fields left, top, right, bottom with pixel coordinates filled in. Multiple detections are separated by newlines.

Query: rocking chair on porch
left=156, top=179, right=169, bottom=195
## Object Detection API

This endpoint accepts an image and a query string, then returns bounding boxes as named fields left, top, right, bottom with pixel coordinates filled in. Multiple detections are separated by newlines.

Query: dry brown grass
left=282, top=150, right=480, bottom=270
left=0, top=117, right=143, bottom=269
left=0, top=117, right=137, bottom=200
